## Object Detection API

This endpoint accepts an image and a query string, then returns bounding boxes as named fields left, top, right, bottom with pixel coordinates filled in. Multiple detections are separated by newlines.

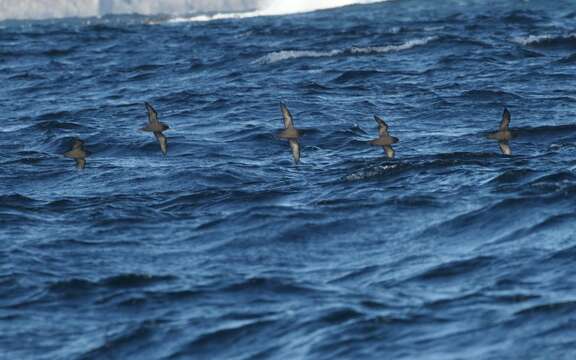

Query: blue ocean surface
left=1, top=0, right=576, bottom=358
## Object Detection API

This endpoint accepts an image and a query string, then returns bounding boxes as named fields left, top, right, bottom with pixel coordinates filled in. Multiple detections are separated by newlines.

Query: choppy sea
left=1, top=0, right=576, bottom=358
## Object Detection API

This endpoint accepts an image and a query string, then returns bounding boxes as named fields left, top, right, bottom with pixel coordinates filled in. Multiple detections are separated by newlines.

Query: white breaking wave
left=513, top=33, right=576, bottom=46
left=173, top=0, right=387, bottom=22
left=0, top=0, right=387, bottom=21
left=343, top=164, right=399, bottom=181
left=256, top=37, right=437, bottom=64
left=513, top=34, right=554, bottom=46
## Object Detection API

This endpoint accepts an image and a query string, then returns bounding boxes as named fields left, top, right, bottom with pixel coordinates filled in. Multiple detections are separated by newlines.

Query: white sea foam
left=0, top=0, right=387, bottom=21
left=514, top=34, right=554, bottom=45
left=513, top=33, right=576, bottom=46
left=343, top=164, right=398, bottom=181
left=350, top=37, right=438, bottom=54
left=257, top=49, right=345, bottom=64
left=256, top=36, right=437, bottom=64
left=174, top=0, right=386, bottom=22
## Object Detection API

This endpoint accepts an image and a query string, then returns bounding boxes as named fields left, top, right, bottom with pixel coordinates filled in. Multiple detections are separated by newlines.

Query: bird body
left=370, top=135, right=399, bottom=146
left=370, top=115, right=399, bottom=159
left=141, top=102, right=170, bottom=156
left=279, top=103, right=301, bottom=163
left=488, top=108, right=512, bottom=155
left=279, top=127, right=300, bottom=140
left=64, top=138, right=88, bottom=169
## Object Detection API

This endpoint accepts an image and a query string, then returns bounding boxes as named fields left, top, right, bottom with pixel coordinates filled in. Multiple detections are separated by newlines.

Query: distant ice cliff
left=0, top=0, right=384, bottom=21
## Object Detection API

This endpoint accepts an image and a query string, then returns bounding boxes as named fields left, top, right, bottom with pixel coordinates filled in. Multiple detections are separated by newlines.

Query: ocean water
left=2, top=0, right=576, bottom=359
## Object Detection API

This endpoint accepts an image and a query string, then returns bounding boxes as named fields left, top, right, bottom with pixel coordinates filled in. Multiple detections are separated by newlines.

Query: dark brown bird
left=370, top=115, right=399, bottom=159
left=64, top=138, right=88, bottom=169
left=279, top=103, right=301, bottom=163
left=141, top=102, right=170, bottom=156
left=487, top=108, right=512, bottom=155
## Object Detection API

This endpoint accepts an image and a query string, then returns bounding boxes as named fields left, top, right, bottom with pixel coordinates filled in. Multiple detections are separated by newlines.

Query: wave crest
left=171, top=0, right=387, bottom=22
left=514, top=33, right=576, bottom=48
left=256, top=36, right=437, bottom=64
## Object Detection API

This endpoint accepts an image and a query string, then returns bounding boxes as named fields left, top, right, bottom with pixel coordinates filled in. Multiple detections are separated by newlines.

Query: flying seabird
left=141, top=102, right=170, bottom=156
left=487, top=108, right=512, bottom=155
left=64, top=138, right=88, bottom=169
left=370, top=115, right=399, bottom=159
left=279, top=103, right=301, bottom=163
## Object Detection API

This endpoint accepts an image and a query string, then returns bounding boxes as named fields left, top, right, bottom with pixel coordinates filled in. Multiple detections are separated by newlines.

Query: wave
left=172, top=0, right=387, bottom=22
left=556, top=53, right=576, bottom=64
left=256, top=36, right=437, bottom=64
left=513, top=33, right=576, bottom=48
left=48, top=273, right=177, bottom=293
left=0, top=0, right=387, bottom=22
left=414, top=256, right=496, bottom=281
left=342, top=164, right=401, bottom=181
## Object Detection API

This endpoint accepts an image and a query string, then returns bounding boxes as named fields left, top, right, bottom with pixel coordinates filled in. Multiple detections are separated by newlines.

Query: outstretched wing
left=383, top=145, right=395, bottom=159
left=75, top=158, right=86, bottom=169
left=499, top=142, right=511, bottom=156
left=64, top=149, right=80, bottom=159
left=145, top=102, right=159, bottom=124
left=154, top=132, right=168, bottom=156
left=374, top=115, right=389, bottom=137
left=280, top=103, right=294, bottom=129
left=289, top=139, right=300, bottom=163
left=72, top=138, right=84, bottom=150
left=500, top=108, right=511, bottom=130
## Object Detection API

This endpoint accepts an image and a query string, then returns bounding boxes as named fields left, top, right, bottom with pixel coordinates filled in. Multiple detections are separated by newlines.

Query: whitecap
left=255, top=36, right=437, bottom=64
left=513, top=33, right=576, bottom=46
left=170, top=0, right=389, bottom=23
left=343, top=164, right=399, bottom=181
